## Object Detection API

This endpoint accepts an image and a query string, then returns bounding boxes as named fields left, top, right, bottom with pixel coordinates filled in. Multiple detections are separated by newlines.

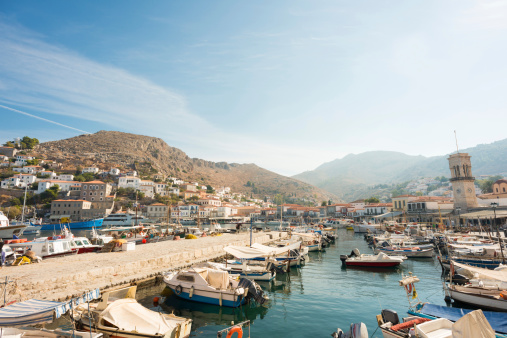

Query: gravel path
left=1, top=232, right=284, bottom=302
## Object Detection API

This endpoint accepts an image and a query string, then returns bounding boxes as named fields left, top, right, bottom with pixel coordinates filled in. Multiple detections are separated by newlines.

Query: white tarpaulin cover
left=452, top=309, right=495, bottom=338
left=452, top=260, right=507, bottom=282
left=251, top=242, right=301, bottom=256
left=205, top=269, right=229, bottom=290
left=101, top=298, right=184, bottom=335
left=224, top=246, right=272, bottom=259
left=292, top=233, right=319, bottom=239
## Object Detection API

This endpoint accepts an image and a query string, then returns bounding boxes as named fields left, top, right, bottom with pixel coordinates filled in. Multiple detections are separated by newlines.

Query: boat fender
left=500, top=290, right=507, bottom=300
left=189, top=286, right=194, bottom=298
left=391, top=318, right=430, bottom=331
left=225, top=326, right=243, bottom=338
left=175, top=285, right=182, bottom=295
left=127, top=232, right=133, bottom=238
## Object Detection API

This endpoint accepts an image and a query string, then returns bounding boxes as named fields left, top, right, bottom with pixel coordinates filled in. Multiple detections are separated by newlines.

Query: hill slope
left=293, top=139, right=507, bottom=201
left=36, top=131, right=337, bottom=203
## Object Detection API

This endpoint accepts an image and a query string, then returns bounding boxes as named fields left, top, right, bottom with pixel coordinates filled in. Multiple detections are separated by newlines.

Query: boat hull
left=345, top=261, right=401, bottom=267
left=449, top=288, right=507, bottom=312
left=0, top=225, right=26, bottom=239
left=165, top=285, right=245, bottom=307
left=41, top=218, right=104, bottom=230
left=377, top=249, right=434, bottom=258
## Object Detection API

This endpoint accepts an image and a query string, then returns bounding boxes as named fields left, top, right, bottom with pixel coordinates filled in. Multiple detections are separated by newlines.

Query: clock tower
left=448, top=152, right=478, bottom=211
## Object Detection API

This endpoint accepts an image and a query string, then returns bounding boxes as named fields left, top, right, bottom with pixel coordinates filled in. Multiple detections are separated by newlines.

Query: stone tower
left=448, top=153, right=478, bottom=211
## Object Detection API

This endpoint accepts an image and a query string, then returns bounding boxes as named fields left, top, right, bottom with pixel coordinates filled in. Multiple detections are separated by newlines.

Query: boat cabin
left=9, top=239, right=76, bottom=258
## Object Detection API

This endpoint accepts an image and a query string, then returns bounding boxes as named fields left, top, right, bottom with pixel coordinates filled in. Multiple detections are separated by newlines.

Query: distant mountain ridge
left=293, top=139, right=507, bottom=201
left=36, top=131, right=337, bottom=202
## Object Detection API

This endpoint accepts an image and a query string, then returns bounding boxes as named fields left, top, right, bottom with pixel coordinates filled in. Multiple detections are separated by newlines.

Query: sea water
left=135, top=229, right=450, bottom=337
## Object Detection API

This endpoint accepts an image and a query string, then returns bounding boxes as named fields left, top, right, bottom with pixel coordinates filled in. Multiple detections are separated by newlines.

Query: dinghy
left=340, top=249, right=405, bottom=268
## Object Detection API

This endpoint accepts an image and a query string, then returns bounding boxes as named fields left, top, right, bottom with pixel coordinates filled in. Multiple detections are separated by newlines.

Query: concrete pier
left=2, top=232, right=287, bottom=302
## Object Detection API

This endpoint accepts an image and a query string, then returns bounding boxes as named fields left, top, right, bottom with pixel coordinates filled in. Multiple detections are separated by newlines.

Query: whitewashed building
left=82, top=167, right=99, bottom=174
left=118, top=176, right=142, bottom=189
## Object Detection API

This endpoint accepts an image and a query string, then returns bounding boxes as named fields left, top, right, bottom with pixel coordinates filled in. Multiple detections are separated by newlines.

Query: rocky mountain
left=35, top=131, right=337, bottom=203
left=293, top=139, right=507, bottom=201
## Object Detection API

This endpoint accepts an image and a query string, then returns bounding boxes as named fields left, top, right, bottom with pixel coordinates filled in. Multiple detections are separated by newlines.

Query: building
left=82, top=167, right=100, bottom=174
left=448, top=153, right=478, bottom=211
left=392, top=195, right=417, bottom=211
left=109, top=168, right=121, bottom=176
left=180, top=184, right=197, bottom=192
left=50, top=200, right=91, bottom=221
left=477, top=178, right=507, bottom=207
left=1, top=177, right=20, bottom=189
left=57, top=174, right=74, bottom=181
left=13, top=174, right=36, bottom=188
left=118, top=176, right=142, bottom=189
left=0, top=146, right=18, bottom=157
left=39, top=171, right=57, bottom=179
left=37, top=180, right=78, bottom=194
left=146, top=203, right=169, bottom=221
left=364, top=203, right=393, bottom=216
left=79, top=180, right=115, bottom=218
left=197, top=198, right=222, bottom=207
left=12, top=166, right=43, bottom=174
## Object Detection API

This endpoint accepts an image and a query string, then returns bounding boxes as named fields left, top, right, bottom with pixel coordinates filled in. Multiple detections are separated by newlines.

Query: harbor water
left=133, top=229, right=449, bottom=337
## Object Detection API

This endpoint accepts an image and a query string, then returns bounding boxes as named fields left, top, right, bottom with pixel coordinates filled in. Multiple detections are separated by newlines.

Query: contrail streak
left=0, top=104, right=91, bottom=134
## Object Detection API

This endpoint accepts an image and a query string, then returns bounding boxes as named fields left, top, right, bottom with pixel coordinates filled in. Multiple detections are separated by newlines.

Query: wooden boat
left=75, top=286, right=192, bottom=338
left=163, top=267, right=268, bottom=307
left=340, top=249, right=405, bottom=267
left=201, top=261, right=276, bottom=281
left=445, top=284, right=507, bottom=312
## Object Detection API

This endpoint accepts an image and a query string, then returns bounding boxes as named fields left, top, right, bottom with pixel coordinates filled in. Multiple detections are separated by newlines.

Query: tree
left=321, top=201, right=327, bottom=206
left=206, top=185, right=215, bottom=193
left=31, top=182, right=39, bottom=190
left=40, top=184, right=60, bottom=203
left=477, top=175, right=503, bottom=193
left=365, top=196, right=380, bottom=204
left=188, top=195, right=199, bottom=202
left=20, top=136, right=39, bottom=149
left=3, top=141, right=15, bottom=147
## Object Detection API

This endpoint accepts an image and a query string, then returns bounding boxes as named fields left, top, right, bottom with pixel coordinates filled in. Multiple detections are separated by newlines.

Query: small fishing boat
left=8, top=237, right=77, bottom=259
left=75, top=286, right=192, bottom=338
left=163, top=267, right=268, bottom=307
left=376, top=246, right=434, bottom=258
left=340, top=249, right=405, bottom=268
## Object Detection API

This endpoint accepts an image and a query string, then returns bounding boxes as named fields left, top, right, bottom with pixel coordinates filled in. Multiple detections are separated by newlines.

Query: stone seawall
left=2, top=232, right=286, bottom=302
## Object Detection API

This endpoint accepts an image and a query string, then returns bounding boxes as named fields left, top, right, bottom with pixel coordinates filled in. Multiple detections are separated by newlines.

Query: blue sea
left=135, top=229, right=450, bottom=337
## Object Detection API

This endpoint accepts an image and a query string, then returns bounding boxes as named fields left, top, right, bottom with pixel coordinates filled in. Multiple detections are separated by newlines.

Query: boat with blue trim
left=163, top=267, right=268, bottom=307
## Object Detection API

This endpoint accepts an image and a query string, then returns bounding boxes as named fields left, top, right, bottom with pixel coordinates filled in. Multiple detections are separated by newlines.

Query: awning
left=374, top=211, right=403, bottom=219
left=460, top=210, right=507, bottom=219
left=0, top=299, right=69, bottom=326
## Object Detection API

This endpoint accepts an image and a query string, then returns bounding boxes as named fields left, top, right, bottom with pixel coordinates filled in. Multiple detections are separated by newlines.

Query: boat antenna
left=454, top=130, right=460, bottom=154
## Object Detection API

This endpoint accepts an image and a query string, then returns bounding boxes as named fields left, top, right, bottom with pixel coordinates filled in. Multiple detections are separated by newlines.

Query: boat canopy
left=100, top=298, right=186, bottom=335
left=452, top=310, right=495, bottom=338
left=373, top=211, right=403, bottom=219
left=292, top=232, right=319, bottom=239
left=224, top=242, right=302, bottom=259
left=418, top=303, right=507, bottom=334
left=0, top=288, right=100, bottom=327
left=0, top=299, right=69, bottom=326
left=452, top=260, right=507, bottom=282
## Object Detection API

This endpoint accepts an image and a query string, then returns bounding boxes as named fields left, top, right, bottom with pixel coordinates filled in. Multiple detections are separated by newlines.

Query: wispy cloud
left=458, top=0, right=507, bottom=29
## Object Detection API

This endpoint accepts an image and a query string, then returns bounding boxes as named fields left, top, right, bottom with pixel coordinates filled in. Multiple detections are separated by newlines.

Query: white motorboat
left=8, top=237, right=77, bottom=259
left=102, top=212, right=146, bottom=227
left=75, top=286, right=192, bottom=338
left=0, top=211, right=26, bottom=240
left=340, top=249, right=406, bottom=268
left=163, top=267, right=268, bottom=307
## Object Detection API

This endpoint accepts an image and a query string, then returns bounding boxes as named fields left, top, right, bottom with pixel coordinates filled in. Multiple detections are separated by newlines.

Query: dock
left=3, top=232, right=287, bottom=302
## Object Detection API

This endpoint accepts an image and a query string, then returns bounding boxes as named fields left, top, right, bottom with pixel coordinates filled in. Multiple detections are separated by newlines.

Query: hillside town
left=1, top=139, right=506, bottom=228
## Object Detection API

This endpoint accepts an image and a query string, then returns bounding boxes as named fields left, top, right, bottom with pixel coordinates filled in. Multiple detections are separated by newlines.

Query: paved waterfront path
left=2, top=232, right=286, bottom=302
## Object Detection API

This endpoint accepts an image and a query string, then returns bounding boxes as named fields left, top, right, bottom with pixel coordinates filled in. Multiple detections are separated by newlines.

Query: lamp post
left=391, top=208, right=394, bottom=223
left=491, top=202, right=505, bottom=263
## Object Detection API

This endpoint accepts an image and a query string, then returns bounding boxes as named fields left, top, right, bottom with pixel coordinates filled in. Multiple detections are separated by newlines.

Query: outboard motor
left=238, top=278, right=268, bottom=305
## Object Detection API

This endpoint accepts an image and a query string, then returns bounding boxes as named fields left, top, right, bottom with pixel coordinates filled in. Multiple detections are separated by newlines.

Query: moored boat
left=0, top=211, right=26, bottom=239
left=340, top=249, right=405, bottom=268
left=40, top=218, right=104, bottom=231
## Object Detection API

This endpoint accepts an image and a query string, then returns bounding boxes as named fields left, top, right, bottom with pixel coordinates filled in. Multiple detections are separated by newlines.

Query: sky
left=1, top=1, right=507, bottom=176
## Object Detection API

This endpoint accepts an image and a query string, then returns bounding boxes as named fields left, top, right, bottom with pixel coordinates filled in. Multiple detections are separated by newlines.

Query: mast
left=134, top=191, right=138, bottom=226
left=21, top=184, right=28, bottom=223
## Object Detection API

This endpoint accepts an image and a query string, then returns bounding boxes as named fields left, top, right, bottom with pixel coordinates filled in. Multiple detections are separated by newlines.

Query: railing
left=217, top=320, right=250, bottom=338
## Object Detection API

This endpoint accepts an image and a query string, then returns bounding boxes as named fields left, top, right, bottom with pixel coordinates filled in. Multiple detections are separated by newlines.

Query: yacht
left=102, top=212, right=145, bottom=227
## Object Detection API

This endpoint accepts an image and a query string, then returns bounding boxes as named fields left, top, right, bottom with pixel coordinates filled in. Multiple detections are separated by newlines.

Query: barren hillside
left=36, top=131, right=338, bottom=203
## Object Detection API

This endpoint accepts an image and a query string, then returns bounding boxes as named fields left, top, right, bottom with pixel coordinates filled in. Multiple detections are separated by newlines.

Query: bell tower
left=448, top=153, right=478, bottom=211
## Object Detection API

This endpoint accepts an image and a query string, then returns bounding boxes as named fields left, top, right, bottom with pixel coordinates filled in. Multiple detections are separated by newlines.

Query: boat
left=445, top=284, right=507, bottom=312
left=75, top=286, right=192, bottom=338
left=0, top=211, right=26, bottom=239
left=340, top=249, right=405, bottom=267
left=163, top=267, right=268, bottom=307
left=40, top=218, right=104, bottom=230
left=102, top=212, right=146, bottom=227
left=0, top=292, right=103, bottom=337
left=375, top=246, right=434, bottom=258
left=199, top=261, right=276, bottom=281
left=8, top=237, right=77, bottom=259
left=398, top=273, right=507, bottom=336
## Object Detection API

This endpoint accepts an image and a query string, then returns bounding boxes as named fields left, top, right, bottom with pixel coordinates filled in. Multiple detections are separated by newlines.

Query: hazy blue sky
left=1, top=1, right=506, bottom=175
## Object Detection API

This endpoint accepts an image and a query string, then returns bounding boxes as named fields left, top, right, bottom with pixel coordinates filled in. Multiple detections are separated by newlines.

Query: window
left=90, top=192, right=92, bottom=196
left=84, top=185, right=87, bottom=189
left=504, top=187, right=506, bottom=193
